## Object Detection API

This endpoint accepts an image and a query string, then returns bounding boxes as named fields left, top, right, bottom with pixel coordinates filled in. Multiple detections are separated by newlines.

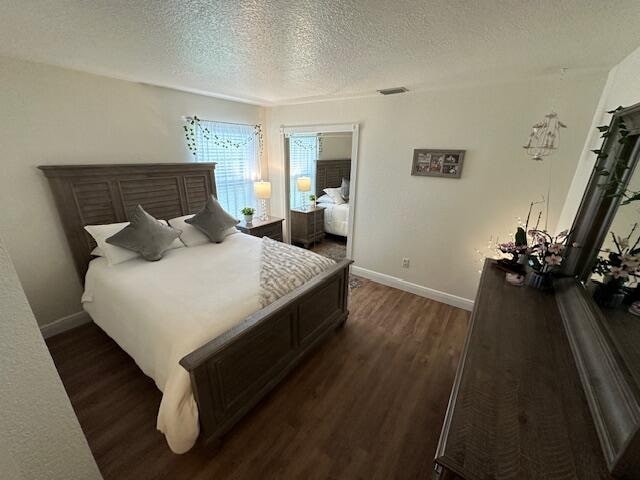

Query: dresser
left=290, top=206, right=325, bottom=248
left=433, top=259, right=611, bottom=480
left=236, top=216, right=283, bottom=241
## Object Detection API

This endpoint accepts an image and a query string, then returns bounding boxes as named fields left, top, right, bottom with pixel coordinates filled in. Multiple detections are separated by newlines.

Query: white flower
left=547, top=243, right=564, bottom=254
left=545, top=254, right=563, bottom=266
left=622, top=254, right=640, bottom=269
left=610, top=266, right=629, bottom=279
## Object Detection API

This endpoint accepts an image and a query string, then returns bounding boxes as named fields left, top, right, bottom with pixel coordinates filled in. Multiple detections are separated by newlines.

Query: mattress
left=82, top=233, right=263, bottom=453
left=321, top=202, right=349, bottom=237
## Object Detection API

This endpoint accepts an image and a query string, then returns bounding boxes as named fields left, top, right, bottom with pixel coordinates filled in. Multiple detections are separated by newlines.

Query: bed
left=39, top=163, right=352, bottom=453
left=322, top=202, right=350, bottom=237
left=315, top=159, right=351, bottom=237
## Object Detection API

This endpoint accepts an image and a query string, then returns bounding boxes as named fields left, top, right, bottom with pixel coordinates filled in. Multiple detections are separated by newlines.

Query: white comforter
left=81, top=233, right=263, bottom=453
left=321, top=202, right=349, bottom=237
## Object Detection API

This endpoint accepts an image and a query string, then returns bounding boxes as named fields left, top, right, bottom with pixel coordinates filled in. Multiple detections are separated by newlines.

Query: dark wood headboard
left=316, top=159, right=351, bottom=197
left=39, top=163, right=217, bottom=280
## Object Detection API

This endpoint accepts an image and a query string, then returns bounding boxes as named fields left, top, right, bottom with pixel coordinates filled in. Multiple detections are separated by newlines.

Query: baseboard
left=350, top=266, right=474, bottom=311
left=40, top=311, right=92, bottom=339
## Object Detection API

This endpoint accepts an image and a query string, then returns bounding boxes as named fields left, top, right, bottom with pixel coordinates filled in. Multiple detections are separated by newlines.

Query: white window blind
left=193, top=120, right=261, bottom=219
left=289, top=135, right=318, bottom=209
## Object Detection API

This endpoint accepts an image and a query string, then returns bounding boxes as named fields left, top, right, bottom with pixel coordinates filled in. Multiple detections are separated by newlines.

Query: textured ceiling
left=1, top=0, right=640, bottom=105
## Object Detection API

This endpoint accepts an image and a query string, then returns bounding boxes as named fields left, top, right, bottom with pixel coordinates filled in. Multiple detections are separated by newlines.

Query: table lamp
left=296, top=176, right=311, bottom=210
left=253, top=180, right=271, bottom=221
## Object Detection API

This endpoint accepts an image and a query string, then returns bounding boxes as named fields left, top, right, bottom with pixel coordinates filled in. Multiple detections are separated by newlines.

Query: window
left=193, top=120, right=261, bottom=218
left=289, top=135, right=318, bottom=209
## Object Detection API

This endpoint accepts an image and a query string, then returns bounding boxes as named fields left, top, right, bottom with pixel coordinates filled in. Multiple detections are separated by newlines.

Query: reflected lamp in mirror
left=253, top=180, right=271, bottom=221
left=296, top=176, right=311, bottom=210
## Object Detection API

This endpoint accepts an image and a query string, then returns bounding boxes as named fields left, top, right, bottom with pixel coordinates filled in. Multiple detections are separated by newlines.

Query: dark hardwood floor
left=310, top=234, right=347, bottom=262
left=46, top=278, right=469, bottom=480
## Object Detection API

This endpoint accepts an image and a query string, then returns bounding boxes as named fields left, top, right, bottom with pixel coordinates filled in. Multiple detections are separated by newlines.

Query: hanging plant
left=183, top=116, right=263, bottom=157
left=183, top=116, right=209, bottom=155
left=593, top=106, right=636, bottom=202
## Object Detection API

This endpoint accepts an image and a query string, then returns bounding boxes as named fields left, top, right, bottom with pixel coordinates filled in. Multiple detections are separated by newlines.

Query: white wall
left=267, top=72, right=606, bottom=302
left=0, top=232, right=102, bottom=480
left=0, top=56, right=265, bottom=326
left=319, top=133, right=352, bottom=160
left=559, top=45, right=640, bottom=231
left=0, top=54, right=611, bottom=322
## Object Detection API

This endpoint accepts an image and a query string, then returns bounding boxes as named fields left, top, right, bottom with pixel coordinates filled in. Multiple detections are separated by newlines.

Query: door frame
left=279, top=123, right=359, bottom=259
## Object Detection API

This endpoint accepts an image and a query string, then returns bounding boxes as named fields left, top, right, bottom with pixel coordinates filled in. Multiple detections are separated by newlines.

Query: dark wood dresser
left=236, top=216, right=283, bottom=241
left=434, top=259, right=612, bottom=480
left=291, top=206, right=325, bottom=248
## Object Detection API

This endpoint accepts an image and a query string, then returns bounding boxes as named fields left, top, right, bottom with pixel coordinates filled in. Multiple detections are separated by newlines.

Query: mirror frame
left=556, top=102, right=640, bottom=478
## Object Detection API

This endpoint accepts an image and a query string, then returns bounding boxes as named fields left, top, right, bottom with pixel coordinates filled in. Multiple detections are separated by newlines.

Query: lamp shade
left=253, top=181, right=272, bottom=199
left=296, top=176, right=311, bottom=193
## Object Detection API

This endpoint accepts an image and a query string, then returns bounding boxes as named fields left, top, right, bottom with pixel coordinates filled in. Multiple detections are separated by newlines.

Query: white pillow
left=316, top=194, right=335, bottom=204
left=85, top=222, right=139, bottom=265
left=168, top=215, right=238, bottom=247
left=85, top=220, right=183, bottom=265
left=323, top=187, right=346, bottom=205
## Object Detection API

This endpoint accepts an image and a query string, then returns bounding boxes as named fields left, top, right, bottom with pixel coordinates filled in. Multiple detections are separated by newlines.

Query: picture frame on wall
left=411, top=149, right=465, bottom=178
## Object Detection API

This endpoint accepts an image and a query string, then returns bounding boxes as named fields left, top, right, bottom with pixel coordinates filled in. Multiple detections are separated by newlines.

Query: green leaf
left=515, top=227, right=527, bottom=247
left=591, top=149, right=602, bottom=155
left=597, top=125, right=610, bottom=132
left=621, top=193, right=640, bottom=205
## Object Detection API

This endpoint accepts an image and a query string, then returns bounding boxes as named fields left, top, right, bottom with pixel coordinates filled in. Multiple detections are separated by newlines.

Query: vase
left=527, top=270, right=552, bottom=290
left=244, top=214, right=253, bottom=225
left=593, top=279, right=626, bottom=309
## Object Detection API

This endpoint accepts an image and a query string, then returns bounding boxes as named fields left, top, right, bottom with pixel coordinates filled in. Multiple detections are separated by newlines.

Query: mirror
left=285, top=132, right=352, bottom=261
left=586, top=135, right=640, bottom=389
left=559, top=103, right=640, bottom=478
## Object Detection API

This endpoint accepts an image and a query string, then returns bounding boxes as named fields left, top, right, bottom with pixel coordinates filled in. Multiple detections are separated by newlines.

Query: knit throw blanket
left=260, top=237, right=336, bottom=307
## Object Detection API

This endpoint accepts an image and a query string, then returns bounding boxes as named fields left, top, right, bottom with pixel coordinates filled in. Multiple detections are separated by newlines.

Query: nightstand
left=237, top=216, right=284, bottom=241
left=290, top=206, right=325, bottom=248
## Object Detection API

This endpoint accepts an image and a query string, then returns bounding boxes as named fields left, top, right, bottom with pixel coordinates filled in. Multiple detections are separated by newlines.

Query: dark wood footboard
left=179, top=259, right=353, bottom=447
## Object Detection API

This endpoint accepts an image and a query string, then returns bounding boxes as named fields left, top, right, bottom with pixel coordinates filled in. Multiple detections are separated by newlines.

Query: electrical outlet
left=402, top=258, right=410, bottom=268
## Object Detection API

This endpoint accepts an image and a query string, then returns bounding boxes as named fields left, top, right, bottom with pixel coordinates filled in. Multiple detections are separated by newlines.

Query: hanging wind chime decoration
left=523, top=112, right=567, bottom=161
left=523, top=68, right=568, bottom=161
left=521, top=68, right=568, bottom=232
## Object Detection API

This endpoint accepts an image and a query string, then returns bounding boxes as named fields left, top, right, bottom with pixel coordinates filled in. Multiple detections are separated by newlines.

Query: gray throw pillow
left=185, top=195, right=239, bottom=243
left=106, top=205, right=181, bottom=261
left=340, top=177, right=350, bottom=201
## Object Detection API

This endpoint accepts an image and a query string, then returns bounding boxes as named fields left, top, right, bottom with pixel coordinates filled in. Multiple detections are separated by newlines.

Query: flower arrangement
left=496, top=199, right=570, bottom=271
left=591, top=226, right=640, bottom=308
left=489, top=200, right=573, bottom=289
left=526, top=229, right=570, bottom=273
left=593, top=226, right=640, bottom=285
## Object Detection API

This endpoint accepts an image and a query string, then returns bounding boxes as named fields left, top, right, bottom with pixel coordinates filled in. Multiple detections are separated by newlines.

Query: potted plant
left=309, top=194, right=317, bottom=208
left=241, top=207, right=255, bottom=224
left=592, top=227, right=640, bottom=308
left=525, top=229, right=569, bottom=290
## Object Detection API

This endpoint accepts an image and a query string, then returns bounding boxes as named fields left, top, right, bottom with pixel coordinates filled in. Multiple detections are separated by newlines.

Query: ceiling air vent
left=377, top=87, right=408, bottom=95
